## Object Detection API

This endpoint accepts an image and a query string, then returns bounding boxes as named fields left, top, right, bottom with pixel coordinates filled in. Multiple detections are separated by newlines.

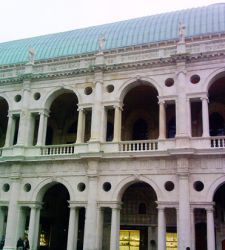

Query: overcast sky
left=0, top=0, right=221, bottom=43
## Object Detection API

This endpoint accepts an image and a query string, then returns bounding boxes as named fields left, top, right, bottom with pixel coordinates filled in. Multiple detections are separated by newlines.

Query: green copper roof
left=1, top=3, right=225, bottom=66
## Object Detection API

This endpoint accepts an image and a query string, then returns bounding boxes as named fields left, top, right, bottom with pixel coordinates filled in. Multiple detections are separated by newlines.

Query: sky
left=0, top=0, right=221, bottom=43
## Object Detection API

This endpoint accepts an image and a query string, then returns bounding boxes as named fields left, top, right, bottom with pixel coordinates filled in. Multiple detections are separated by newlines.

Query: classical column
left=17, top=82, right=32, bottom=146
left=28, top=204, right=42, bottom=250
left=110, top=205, right=121, bottom=250
left=90, top=81, right=103, bottom=141
left=83, top=161, right=98, bottom=250
left=36, top=110, right=49, bottom=146
left=201, top=96, right=210, bottom=137
left=67, top=206, right=79, bottom=250
left=16, top=207, right=27, bottom=240
left=178, top=174, right=191, bottom=250
left=157, top=206, right=166, bottom=250
left=190, top=208, right=196, bottom=250
left=206, top=206, right=215, bottom=250
left=95, top=207, right=104, bottom=250
left=76, top=108, right=85, bottom=143
left=176, top=69, right=189, bottom=137
left=158, top=100, right=166, bottom=139
left=113, top=105, right=122, bottom=142
left=4, top=114, right=13, bottom=147
left=4, top=178, right=20, bottom=250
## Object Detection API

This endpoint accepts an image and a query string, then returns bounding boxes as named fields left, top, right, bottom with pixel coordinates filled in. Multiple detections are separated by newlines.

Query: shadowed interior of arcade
left=39, top=184, right=70, bottom=250
left=101, top=182, right=177, bottom=250
left=121, top=83, right=159, bottom=141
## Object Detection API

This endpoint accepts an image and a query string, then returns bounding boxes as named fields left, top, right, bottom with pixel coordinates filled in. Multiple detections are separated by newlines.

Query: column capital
left=113, top=104, right=123, bottom=111
left=110, top=202, right=122, bottom=210
left=68, top=201, right=87, bottom=208
left=200, top=96, right=209, bottom=102
left=39, top=109, right=50, bottom=117
left=157, top=205, right=165, bottom=211
left=205, top=203, right=215, bottom=212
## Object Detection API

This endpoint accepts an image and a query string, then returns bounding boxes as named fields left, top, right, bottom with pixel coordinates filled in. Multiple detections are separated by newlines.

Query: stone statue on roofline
left=28, top=47, right=35, bottom=64
left=98, top=34, right=106, bottom=52
left=178, top=21, right=186, bottom=43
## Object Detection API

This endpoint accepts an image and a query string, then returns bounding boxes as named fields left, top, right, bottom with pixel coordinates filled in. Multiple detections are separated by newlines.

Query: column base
left=175, top=135, right=190, bottom=148
left=88, top=141, right=101, bottom=152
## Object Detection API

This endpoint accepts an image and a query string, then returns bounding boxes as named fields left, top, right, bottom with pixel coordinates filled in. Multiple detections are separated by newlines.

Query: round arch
left=112, top=175, right=162, bottom=202
left=206, top=176, right=225, bottom=202
left=204, top=67, right=225, bottom=92
left=31, top=177, right=74, bottom=202
left=118, top=76, right=161, bottom=102
left=43, top=86, right=80, bottom=110
left=0, top=94, right=10, bottom=109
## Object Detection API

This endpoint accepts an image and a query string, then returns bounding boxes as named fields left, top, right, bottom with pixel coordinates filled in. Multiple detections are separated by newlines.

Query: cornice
left=0, top=46, right=225, bottom=84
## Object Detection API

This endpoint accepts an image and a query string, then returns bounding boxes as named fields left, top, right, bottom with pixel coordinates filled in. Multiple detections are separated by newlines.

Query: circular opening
left=165, top=78, right=174, bottom=87
left=193, top=181, right=204, bottom=192
left=14, top=94, right=22, bottom=102
left=24, top=183, right=31, bottom=192
left=34, top=92, right=41, bottom=100
left=2, top=183, right=10, bottom=192
left=106, top=85, right=114, bottom=93
left=103, top=182, right=111, bottom=192
left=190, top=74, right=200, bottom=84
left=164, top=181, right=175, bottom=191
left=84, top=87, right=93, bottom=95
left=77, top=182, right=86, bottom=192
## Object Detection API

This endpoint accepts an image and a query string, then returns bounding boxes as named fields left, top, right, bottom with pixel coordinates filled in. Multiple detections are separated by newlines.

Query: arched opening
left=209, top=112, right=225, bottom=136
left=39, top=183, right=70, bottom=250
left=132, top=119, right=148, bottom=140
left=120, top=182, right=157, bottom=250
left=213, top=183, right=225, bottom=249
left=0, top=98, right=8, bottom=147
left=208, top=76, right=225, bottom=136
left=122, top=83, right=159, bottom=141
left=46, top=92, right=78, bottom=145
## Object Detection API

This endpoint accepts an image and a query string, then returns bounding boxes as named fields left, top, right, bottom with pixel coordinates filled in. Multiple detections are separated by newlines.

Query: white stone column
left=17, top=83, right=31, bottom=146
left=95, top=207, right=104, bottom=250
left=36, top=110, right=49, bottom=146
left=4, top=178, right=20, bottom=250
left=76, top=108, right=85, bottom=144
left=178, top=173, right=191, bottom=250
left=67, top=206, right=79, bottom=250
left=206, top=206, right=215, bottom=250
left=176, top=69, right=189, bottom=137
left=191, top=208, right=196, bottom=250
left=90, top=81, right=103, bottom=141
left=110, top=205, right=121, bottom=250
left=201, top=96, right=210, bottom=137
left=4, top=114, right=13, bottom=147
left=28, top=204, right=41, bottom=250
left=83, top=161, right=98, bottom=250
left=113, top=105, right=122, bottom=142
left=158, top=100, right=166, bottom=139
left=157, top=206, right=166, bottom=250
left=16, top=207, right=27, bottom=240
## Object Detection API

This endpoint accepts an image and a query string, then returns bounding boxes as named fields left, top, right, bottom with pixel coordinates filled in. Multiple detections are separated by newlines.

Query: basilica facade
left=0, top=3, right=225, bottom=250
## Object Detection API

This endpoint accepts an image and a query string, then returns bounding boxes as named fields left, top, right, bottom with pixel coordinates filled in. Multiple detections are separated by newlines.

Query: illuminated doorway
left=166, top=232, right=177, bottom=250
left=120, top=230, right=140, bottom=250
